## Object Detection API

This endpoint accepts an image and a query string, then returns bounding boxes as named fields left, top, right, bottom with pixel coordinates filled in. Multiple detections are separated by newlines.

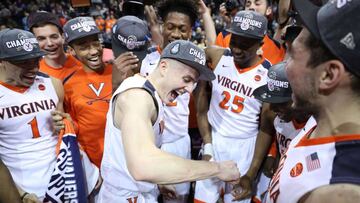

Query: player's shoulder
left=147, top=45, right=161, bottom=55
left=301, top=184, right=360, bottom=203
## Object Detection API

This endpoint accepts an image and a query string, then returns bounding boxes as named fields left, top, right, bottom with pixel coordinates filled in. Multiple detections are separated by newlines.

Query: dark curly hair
left=156, top=0, right=199, bottom=27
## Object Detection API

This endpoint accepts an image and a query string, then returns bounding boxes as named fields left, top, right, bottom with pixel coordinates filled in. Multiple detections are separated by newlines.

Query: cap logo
left=340, top=32, right=356, bottom=50
left=117, top=34, right=146, bottom=50
left=112, top=25, right=117, bottom=34
left=5, top=33, right=38, bottom=51
left=233, top=16, right=263, bottom=29
left=241, top=22, right=250, bottom=31
left=23, top=42, right=34, bottom=52
left=189, top=47, right=206, bottom=65
left=267, top=78, right=289, bottom=92
left=127, top=35, right=137, bottom=49
left=268, top=70, right=277, bottom=79
left=70, top=19, right=96, bottom=33
left=170, top=43, right=180, bottom=54
left=336, top=0, right=349, bottom=8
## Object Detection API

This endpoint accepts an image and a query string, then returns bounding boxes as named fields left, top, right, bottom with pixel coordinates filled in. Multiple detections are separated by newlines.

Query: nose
left=89, top=44, right=100, bottom=55
left=232, top=46, right=244, bottom=55
left=46, top=37, right=54, bottom=47
left=171, top=28, right=182, bottom=40
left=184, top=82, right=196, bottom=94
left=247, top=3, right=256, bottom=11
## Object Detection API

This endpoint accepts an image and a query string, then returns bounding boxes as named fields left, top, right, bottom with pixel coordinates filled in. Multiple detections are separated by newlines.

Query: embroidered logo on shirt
left=290, top=162, right=303, bottom=177
left=305, top=152, right=321, bottom=172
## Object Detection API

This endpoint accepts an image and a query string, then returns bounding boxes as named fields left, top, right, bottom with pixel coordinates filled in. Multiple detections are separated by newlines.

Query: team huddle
left=0, top=0, right=359, bottom=203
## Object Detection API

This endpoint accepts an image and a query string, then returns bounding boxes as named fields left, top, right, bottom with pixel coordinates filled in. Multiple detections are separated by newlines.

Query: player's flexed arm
left=114, top=88, right=240, bottom=184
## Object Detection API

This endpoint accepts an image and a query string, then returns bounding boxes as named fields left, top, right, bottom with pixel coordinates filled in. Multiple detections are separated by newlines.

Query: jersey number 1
left=28, top=117, right=40, bottom=138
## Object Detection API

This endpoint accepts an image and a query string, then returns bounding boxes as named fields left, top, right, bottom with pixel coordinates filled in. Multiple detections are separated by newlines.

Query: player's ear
left=158, top=59, right=169, bottom=77
left=67, top=44, right=76, bottom=56
left=318, top=59, right=345, bottom=94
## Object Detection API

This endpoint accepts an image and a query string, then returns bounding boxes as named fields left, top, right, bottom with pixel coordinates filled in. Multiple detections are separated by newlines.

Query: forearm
left=201, top=8, right=216, bottom=46
left=246, top=130, right=273, bottom=179
left=111, top=68, right=127, bottom=94
left=134, top=149, right=220, bottom=184
left=0, top=160, right=21, bottom=203
left=194, top=81, right=212, bottom=144
left=150, top=26, right=163, bottom=48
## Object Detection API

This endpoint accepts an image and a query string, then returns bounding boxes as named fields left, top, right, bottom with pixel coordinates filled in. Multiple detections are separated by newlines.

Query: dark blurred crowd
left=0, top=0, right=281, bottom=49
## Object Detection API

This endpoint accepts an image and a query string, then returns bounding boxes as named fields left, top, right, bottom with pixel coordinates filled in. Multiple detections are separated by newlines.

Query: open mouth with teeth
left=169, top=90, right=181, bottom=102
left=21, top=73, right=37, bottom=85
left=44, top=47, right=59, bottom=55
left=87, top=56, right=102, bottom=67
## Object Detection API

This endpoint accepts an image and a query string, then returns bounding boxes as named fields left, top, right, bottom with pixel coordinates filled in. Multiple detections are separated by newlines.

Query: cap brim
left=112, top=42, right=147, bottom=62
left=253, top=85, right=292, bottom=103
left=4, top=51, right=45, bottom=62
left=67, top=31, right=101, bottom=44
left=293, top=0, right=321, bottom=39
left=167, top=58, right=215, bottom=81
left=226, top=28, right=263, bottom=40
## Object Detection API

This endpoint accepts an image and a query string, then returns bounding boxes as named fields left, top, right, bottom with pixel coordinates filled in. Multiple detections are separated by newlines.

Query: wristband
left=203, top=143, right=214, bottom=157
left=21, top=192, right=29, bottom=201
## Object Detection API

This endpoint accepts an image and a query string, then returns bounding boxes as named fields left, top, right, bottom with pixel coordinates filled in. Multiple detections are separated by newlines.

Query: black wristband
left=20, top=192, right=29, bottom=201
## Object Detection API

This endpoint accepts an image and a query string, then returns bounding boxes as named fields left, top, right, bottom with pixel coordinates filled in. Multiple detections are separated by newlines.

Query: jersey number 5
left=219, top=90, right=245, bottom=113
left=28, top=117, right=40, bottom=138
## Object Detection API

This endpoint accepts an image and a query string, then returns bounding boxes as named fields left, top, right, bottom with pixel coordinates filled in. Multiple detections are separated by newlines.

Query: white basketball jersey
left=274, top=116, right=307, bottom=154
left=140, top=47, right=189, bottom=143
left=0, top=73, right=58, bottom=199
left=265, top=116, right=355, bottom=203
left=208, top=50, right=271, bottom=139
left=101, top=74, right=164, bottom=197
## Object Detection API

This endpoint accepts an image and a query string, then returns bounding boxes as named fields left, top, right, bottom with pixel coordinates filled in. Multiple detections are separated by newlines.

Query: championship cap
left=111, top=15, right=149, bottom=61
left=253, top=62, right=292, bottom=103
left=63, top=17, right=101, bottom=44
left=0, top=28, right=45, bottom=61
left=28, top=11, right=62, bottom=32
left=227, top=10, right=268, bottom=40
left=293, top=0, right=360, bottom=77
left=161, top=40, right=215, bottom=81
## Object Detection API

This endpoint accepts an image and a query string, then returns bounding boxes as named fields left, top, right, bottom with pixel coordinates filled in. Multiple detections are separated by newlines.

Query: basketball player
left=232, top=62, right=313, bottom=201
left=194, top=10, right=271, bottom=203
left=0, top=28, right=68, bottom=200
left=139, top=0, right=214, bottom=202
left=99, top=40, right=240, bottom=202
left=216, top=0, right=285, bottom=65
left=262, top=0, right=360, bottom=202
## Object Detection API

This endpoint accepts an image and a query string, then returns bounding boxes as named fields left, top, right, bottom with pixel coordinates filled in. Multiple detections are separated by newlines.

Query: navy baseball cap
left=161, top=40, right=215, bottom=81
left=0, top=28, right=45, bottom=62
left=63, top=17, right=101, bottom=44
left=111, top=15, right=150, bottom=61
left=253, top=62, right=292, bottom=103
left=227, top=10, right=268, bottom=40
left=293, top=0, right=360, bottom=77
